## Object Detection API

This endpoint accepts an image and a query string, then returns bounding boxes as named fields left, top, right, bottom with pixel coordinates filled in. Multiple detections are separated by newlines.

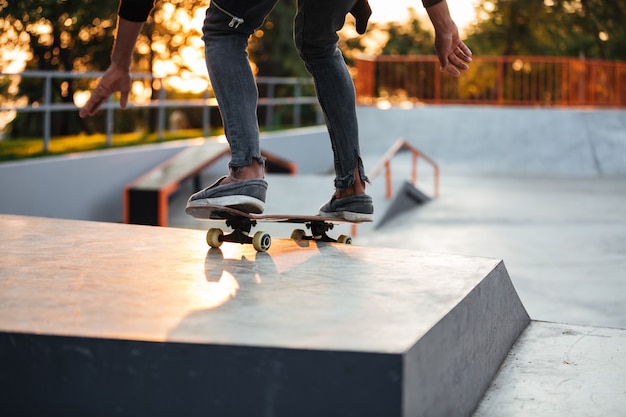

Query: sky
left=367, top=0, right=478, bottom=32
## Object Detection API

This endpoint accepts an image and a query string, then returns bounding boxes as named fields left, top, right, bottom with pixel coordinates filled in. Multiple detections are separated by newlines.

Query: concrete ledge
left=405, top=259, right=529, bottom=415
left=0, top=214, right=529, bottom=416
left=124, top=140, right=230, bottom=226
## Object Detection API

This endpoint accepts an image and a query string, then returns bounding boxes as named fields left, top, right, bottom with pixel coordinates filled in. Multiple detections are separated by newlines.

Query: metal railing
left=369, top=138, right=440, bottom=200
left=349, top=139, right=439, bottom=237
left=354, top=55, right=626, bottom=108
left=0, top=71, right=322, bottom=152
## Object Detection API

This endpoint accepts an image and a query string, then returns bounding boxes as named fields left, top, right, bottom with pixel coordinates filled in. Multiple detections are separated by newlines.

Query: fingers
left=436, top=50, right=448, bottom=72
left=119, top=91, right=129, bottom=109
left=79, top=68, right=132, bottom=117
left=78, top=105, right=91, bottom=119
left=441, top=41, right=473, bottom=77
left=79, top=87, right=109, bottom=118
left=448, top=48, right=470, bottom=71
left=458, top=41, right=473, bottom=59
left=79, top=92, right=107, bottom=118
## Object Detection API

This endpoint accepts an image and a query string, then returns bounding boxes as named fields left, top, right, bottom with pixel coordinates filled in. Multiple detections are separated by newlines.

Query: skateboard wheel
left=252, top=231, right=271, bottom=252
left=290, top=229, right=306, bottom=241
left=206, top=228, right=224, bottom=248
left=337, top=234, right=352, bottom=245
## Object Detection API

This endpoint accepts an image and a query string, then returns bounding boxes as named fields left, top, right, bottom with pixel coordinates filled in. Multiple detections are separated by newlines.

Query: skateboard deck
left=186, top=204, right=372, bottom=252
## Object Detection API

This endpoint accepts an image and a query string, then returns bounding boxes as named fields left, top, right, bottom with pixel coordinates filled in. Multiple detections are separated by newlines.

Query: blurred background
left=1, top=0, right=624, bottom=158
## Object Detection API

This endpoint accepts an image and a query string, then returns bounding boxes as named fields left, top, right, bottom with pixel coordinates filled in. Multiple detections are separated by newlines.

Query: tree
left=570, top=0, right=626, bottom=60
left=2, top=0, right=319, bottom=139
left=248, top=0, right=309, bottom=78
left=0, top=0, right=118, bottom=72
left=1, top=0, right=119, bottom=138
left=378, top=9, right=434, bottom=56
left=339, top=8, right=437, bottom=67
left=466, top=0, right=626, bottom=60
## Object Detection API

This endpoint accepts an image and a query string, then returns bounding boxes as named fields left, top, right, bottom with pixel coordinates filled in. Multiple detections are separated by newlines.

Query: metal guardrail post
left=202, top=90, right=210, bottom=137
left=43, top=74, right=52, bottom=153
left=265, top=81, right=275, bottom=130
left=106, top=97, right=114, bottom=147
left=1, top=71, right=324, bottom=150
left=158, top=79, right=165, bottom=141
left=497, top=58, right=504, bottom=105
left=616, top=64, right=622, bottom=106
left=294, top=83, right=301, bottom=128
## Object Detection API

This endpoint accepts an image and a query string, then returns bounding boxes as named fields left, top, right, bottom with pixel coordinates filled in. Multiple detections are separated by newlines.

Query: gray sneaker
left=318, top=194, right=374, bottom=222
left=185, top=176, right=267, bottom=216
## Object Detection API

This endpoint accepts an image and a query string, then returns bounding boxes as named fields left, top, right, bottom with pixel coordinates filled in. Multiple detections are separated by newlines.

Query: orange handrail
left=349, top=139, right=439, bottom=238
left=368, top=139, right=440, bottom=200
left=354, top=55, right=626, bottom=108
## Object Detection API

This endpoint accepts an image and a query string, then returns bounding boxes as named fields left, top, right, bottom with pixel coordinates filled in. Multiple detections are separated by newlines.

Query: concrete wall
left=259, top=126, right=334, bottom=174
left=0, top=127, right=332, bottom=223
left=2, top=108, right=624, bottom=223
left=0, top=141, right=200, bottom=223
left=358, top=106, right=626, bottom=177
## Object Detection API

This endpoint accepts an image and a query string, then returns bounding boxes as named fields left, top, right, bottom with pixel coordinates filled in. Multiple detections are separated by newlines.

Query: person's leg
left=186, top=0, right=277, bottom=214
left=202, top=0, right=279, bottom=180
left=294, top=0, right=373, bottom=220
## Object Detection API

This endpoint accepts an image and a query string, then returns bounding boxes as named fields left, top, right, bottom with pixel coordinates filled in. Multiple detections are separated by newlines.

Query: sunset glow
left=367, top=0, right=478, bottom=33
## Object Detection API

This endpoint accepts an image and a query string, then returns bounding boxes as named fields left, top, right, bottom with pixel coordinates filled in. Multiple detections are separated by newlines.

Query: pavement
left=171, top=168, right=626, bottom=330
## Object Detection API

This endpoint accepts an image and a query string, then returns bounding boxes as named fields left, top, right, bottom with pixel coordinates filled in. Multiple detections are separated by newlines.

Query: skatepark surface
left=171, top=157, right=626, bottom=331
left=168, top=106, right=626, bottom=416
left=2, top=106, right=625, bottom=415
left=170, top=171, right=626, bottom=416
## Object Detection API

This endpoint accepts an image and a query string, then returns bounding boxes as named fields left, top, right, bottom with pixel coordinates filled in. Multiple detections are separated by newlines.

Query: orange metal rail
left=354, top=55, right=626, bottom=108
left=369, top=139, right=440, bottom=200
left=350, top=139, right=438, bottom=237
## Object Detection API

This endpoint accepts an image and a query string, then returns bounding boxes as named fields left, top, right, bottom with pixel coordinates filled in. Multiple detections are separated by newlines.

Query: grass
left=0, top=121, right=320, bottom=162
left=0, top=128, right=221, bottom=162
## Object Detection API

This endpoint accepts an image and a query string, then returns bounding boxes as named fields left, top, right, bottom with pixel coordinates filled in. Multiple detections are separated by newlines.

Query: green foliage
left=466, top=0, right=626, bottom=60
left=248, top=0, right=308, bottom=78
left=339, top=9, right=435, bottom=64
left=377, top=11, right=434, bottom=55
left=1, top=0, right=119, bottom=139
left=0, top=128, right=214, bottom=162
left=0, top=0, right=118, bottom=71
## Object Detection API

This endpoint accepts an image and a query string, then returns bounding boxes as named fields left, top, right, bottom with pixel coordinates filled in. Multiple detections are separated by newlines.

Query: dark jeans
left=202, top=0, right=368, bottom=189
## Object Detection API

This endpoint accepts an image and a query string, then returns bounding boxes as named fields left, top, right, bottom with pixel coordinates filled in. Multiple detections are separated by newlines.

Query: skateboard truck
left=192, top=204, right=362, bottom=252
left=292, top=221, right=352, bottom=245
left=206, top=216, right=272, bottom=252
left=207, top=218, right=351, bottom=252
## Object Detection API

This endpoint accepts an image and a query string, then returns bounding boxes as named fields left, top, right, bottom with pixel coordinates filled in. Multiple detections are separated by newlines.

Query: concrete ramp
left=0, top=214, right=529, bottom=416
left=376, top=180, right=432, bottom=229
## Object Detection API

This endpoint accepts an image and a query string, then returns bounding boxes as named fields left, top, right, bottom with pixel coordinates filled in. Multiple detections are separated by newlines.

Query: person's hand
left=79, top=64, right=131, bottom=118
left=426, top=0, right=472, bottom=77
left=433, top=27, right=472, bottom=77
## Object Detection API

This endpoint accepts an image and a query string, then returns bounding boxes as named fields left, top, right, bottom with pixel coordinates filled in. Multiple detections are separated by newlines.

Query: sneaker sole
left=319, top=210, right=374, bottom=222
left=186, top=196, right=265, bottom=215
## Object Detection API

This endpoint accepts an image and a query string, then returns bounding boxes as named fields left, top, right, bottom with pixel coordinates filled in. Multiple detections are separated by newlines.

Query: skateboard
left=187, top=204, right=371, bottom=252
